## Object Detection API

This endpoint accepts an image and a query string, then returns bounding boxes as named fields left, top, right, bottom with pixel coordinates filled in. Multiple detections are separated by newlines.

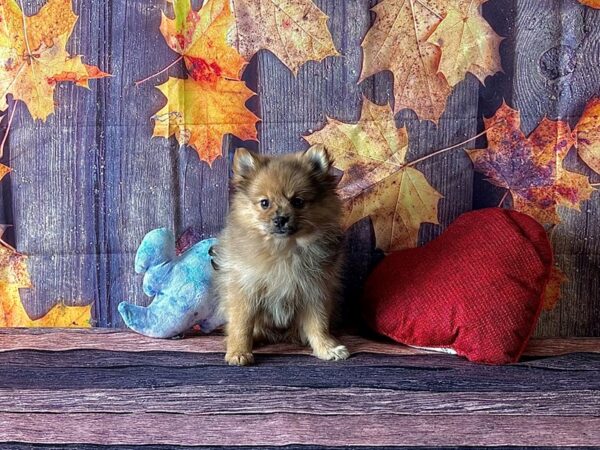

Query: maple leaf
left=160, top=0, right=246, bottom=82
left=0, top=282, right=92, bottom=327
left=468, top=102, right=594, bottom=224
left=153, top=76, right=258, bottom=165
left=360, top=0, right=501, bottom=122
left=0, top=163, right=10, bottom=181
left=0, top=226, right=91, bottom=327
left=542, top=266, right=567, bottom=311
left=578, top=0, right=600, bottom=8
left=575, top=97, right=600, bottom=175
left=0, top=0, right=109, bottom=121
left=305, top=98, right=442, bottom=252
left=427, top=1, right=502, bottom=87
left=231, top=0, right=339, bottom=74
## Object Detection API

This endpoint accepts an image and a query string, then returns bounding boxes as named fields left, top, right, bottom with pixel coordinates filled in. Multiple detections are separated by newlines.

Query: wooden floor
left=0, top=330, right=599, bottom=449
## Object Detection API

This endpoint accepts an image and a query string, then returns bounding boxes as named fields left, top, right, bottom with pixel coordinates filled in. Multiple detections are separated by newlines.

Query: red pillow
left=361, top=208, right=553, bottom=364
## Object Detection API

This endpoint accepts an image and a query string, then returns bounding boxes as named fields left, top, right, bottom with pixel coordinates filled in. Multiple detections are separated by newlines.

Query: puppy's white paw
left=316, top=344, right=350, bottom=361
left=225, top=352, right=254, bottom=366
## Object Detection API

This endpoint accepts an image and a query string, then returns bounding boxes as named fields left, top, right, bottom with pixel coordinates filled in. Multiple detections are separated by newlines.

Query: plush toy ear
left=304, top=144, right=332, bottom=176
left=135, top=228, right=176, bottom=274
left=232, top=148, right=264, bottom=188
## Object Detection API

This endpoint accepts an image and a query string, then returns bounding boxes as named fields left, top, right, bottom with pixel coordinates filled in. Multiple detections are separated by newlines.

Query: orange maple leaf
left=578, top=0, right=600, bottom=8
left=575, top=97, right=600, bottom=175
left=230, top=0, right=339, bottom=74
left=305, top=98, right=442, bottom=252
left=0, top=164, right=10, bottom=181
left=152, top=0, right=258, bottom=164
left=360, top=0, right=501, bottom=122
left=469, top=102, right=594, bottom=224
left=160, top=0, right=246, bottom=82
left=542, top=266, right=567, bottom=311
left=0, top=0, right=109, bottom=121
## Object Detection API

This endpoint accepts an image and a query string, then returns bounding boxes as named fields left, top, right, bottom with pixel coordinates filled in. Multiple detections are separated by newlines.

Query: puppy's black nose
left=273, top=215, right=289, bottom=228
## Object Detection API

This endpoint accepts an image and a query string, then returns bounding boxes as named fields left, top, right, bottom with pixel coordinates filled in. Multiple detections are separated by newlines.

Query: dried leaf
left=542, top=266, right=567, bottom=311
left=578, top=0, right=600, bottom=8
left=469, top=102, right=594, bottom=224
left=0, top=0, right=109, bottom=120
left=0, top=282, right=92, bottom=327
left=360, top=0, right=501, bottom=121
left=575, top=97, right=600, bottom=175
left=0, top=164, right=11, bottom=181
left=231, top=0, right=338, bottom=74
left=0, top=224, right=92, bottom=327
left=427, top=1, right=502, bottom=86
left=153, top=76, right=258, bottom=165
left=160, top=0, right=246, bottom=82
left=305, top=98, right=442, bottom=252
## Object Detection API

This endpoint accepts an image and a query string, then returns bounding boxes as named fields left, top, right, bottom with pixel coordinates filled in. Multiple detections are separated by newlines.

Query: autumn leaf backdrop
left=0, top=0, right=598, bottom=336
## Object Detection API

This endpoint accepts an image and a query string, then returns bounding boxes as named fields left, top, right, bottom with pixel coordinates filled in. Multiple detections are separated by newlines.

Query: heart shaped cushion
left=361, top=208, right=553, bottom=364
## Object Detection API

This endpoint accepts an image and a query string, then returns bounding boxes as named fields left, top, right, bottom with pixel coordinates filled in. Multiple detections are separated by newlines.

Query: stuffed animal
left=118, top=228, right=225, bottom=338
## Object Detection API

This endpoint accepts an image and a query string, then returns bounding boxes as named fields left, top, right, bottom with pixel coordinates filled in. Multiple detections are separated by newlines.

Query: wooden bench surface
left=0, top=329, right=598, bottom=448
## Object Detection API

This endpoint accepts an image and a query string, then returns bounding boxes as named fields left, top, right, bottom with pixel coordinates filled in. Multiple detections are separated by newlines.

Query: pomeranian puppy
left=212, top=145, right=349, bottom=366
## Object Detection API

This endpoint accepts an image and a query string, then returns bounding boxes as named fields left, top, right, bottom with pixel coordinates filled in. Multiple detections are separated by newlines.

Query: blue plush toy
left=118, top=228, right=225, bottom=338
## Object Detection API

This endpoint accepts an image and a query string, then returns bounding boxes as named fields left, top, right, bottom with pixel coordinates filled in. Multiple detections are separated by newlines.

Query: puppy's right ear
left=232, top=148, right=262, bottom=187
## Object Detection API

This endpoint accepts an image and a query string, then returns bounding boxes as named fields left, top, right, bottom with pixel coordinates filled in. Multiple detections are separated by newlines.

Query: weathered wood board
left=0, top=331, right=598, bottom=447
left=1, top=0, right=599, bottom=335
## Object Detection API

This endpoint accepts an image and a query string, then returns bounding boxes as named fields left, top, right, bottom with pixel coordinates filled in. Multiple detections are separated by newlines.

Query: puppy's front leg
left=224, top=290, right=255, bottom=366
left=299, top=302, right=349, bottom=361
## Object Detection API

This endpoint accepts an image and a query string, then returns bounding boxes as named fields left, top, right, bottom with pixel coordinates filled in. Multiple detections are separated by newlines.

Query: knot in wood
left=539, top=45, right=577, bottom=81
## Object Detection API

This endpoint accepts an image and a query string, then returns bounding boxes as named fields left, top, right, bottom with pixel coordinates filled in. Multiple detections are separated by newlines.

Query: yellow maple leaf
left=231, top=0, right=339, bottom=74
left=360, top=0, right=501, bottom=122
left=576, top=97, right=600, bottom=175
left=0, top=282, right=92, bottom=327
left=0, top=0, right=109, bottom=120
left=427, top=1, right=502, bottom=87
left=305, top=98, right=442, bottom=252
left=153, top=76, right=258, bottom=165
left=0, top=229, right=91, bottom=327
left=160, top=0, right=246, bottom=82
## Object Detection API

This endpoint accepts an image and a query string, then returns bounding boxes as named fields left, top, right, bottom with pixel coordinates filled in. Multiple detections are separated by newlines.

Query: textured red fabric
left=362, top=208, right=553, bottom=364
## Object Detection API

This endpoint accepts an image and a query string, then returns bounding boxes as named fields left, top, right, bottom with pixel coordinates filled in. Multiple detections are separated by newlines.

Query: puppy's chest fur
left=222, top=238, right=339, bottom=328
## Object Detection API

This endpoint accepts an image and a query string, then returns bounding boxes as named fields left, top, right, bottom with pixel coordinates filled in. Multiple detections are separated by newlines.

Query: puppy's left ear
left=304, top=144, right=332, bottom=176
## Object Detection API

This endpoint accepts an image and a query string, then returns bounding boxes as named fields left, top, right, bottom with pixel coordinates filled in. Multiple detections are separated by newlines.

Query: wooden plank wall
left=480, top=0, right=600, bottom=336
left=1, top=0, right=599, bottom=334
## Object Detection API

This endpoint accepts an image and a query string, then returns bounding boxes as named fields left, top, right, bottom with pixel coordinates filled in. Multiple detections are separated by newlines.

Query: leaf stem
left=0, top=100, right=19, bottom=159
left=134, top=56, right=183, bottom=87
left=403, top=124, right=495, bottom=168
left=497, top=190, right=509, bottom=207
left=591, top=183, right=600, bottom=187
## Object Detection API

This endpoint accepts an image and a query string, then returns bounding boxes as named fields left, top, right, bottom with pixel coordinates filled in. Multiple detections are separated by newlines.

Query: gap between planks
left=0, top=328, right=598, bottom=357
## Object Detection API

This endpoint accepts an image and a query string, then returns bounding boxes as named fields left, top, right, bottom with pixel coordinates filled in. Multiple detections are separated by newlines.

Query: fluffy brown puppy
left=213, top=145, right=349, bottom=366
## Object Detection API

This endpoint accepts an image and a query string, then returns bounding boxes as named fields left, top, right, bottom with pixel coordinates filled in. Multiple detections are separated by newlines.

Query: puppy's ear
left=304, top=144, right=332, bottom=176
left=232, top=147, right=262, bottom=187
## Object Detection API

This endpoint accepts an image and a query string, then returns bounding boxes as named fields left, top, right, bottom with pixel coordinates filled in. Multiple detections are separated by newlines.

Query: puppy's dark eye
left=260, top=199, right=270, bottom=209
left=291, top=197, right=305, bottom=208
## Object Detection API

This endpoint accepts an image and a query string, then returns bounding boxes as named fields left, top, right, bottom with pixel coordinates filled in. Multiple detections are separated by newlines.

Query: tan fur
left=213, top=145, right=349, bottom=366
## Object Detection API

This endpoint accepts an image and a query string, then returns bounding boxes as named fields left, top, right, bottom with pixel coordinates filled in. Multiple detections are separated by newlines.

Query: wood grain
left=479, top=0, right=600, bottom=337
left=0, top=412, right=597, bottom=446
left=9, top=0, right=104, bottom=319
left=0, top=351, right=598, bottom=393
left=1, top=385, right=597, bottom=416
left=0, top=329, right=598, bottom=356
